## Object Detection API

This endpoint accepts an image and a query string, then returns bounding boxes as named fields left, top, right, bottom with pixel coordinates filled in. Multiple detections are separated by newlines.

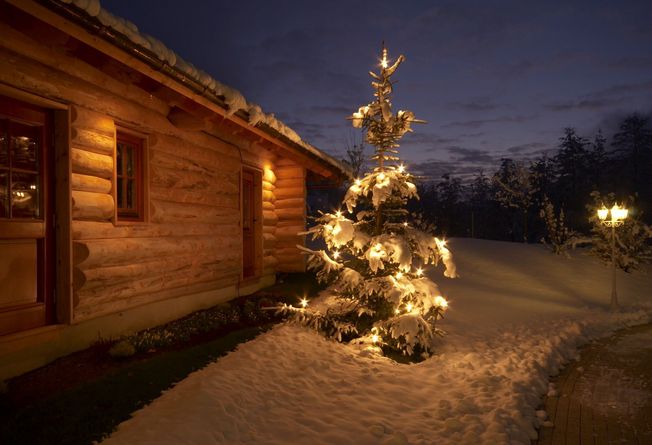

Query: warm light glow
left=370, top=243, right=385, bottom=259
left=406, top=303, right=414, bottom=312
left=355, top=178, right=362, bottom=186
left=434, top=295, right=448, bottom=309
left=397, top=164, right=405, bottom=173
left=395, top=308, right=400, bottom=314
left=415, top=267, right=423, bottom=276
left=335, top=210, right=342, bottom=218
left=395, top=271, right=403, bottom=279
left=300, top=298, right=309, bottom=308
left=377, top=172, right=386, bottom=181
left=332, top=250, right=340, bottom=259
left=597, top=206, right=609, bottom=221
left=611, top=203, right=628, bottom=221
left=29, top=184, right=36, bottom=190
left=403, top=222, right=408, bottom=227
left=380, top=47, right=388, bottom=68
left=371, top=333, right=380, bottom=343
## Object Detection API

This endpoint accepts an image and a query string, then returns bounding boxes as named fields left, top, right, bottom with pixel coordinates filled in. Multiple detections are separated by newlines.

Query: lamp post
left=597, top=203, right=628, bottom=311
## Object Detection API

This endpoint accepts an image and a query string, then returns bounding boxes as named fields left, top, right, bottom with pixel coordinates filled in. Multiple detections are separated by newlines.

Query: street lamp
left=597, top=203, right=628, bottom=311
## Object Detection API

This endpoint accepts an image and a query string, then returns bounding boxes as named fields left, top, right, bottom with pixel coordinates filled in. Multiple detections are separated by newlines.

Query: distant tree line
left=411, top=113, right=652, bottom=246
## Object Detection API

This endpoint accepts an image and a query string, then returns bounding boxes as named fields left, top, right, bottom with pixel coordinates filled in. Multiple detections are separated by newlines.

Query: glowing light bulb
left=300, top=298, right=309, bottom=308
left=597, top=205, right=609, bottom=220
left=355, top=178, right=362, bottom=186
left=395, top=308, right=401, bottom=314
left=29, top=184, right=36, bottom=190
left=372, top=333, right=379, bottom=344
left=335, top=210, right=342, bottom=218
left=403, top=222, right=408, bottom=227
left=395, top=271, right=403, bottom=280
left=332, top=251, right=340, bottom=259
left=415, top=268, right=423, bottom=276
left=380, top=48, right=388, bottom=69
left=406, top=303, right=414, bottom=312
left=434, top=295, right=448, bottom=309
left=398, top=164, right=405, bottom=173
left=378, top=172, right=385, bottom=181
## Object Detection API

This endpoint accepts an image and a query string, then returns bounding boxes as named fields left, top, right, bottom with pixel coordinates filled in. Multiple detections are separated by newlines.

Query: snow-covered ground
left=102, top=239, right=652, bottom=445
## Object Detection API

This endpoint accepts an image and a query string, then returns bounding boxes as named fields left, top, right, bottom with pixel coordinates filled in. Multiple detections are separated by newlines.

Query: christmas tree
left=279, top=46, right=457, bottom=357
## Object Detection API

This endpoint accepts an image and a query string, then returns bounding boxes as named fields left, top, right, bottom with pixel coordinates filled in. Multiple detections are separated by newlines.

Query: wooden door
left=0, top=95, right=53, bottom=335
left=242, top=169, right=255, bottom=278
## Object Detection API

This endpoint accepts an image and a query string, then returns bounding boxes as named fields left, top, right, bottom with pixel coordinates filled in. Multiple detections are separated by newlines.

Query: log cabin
left=0, top=0, right=350, bottom=380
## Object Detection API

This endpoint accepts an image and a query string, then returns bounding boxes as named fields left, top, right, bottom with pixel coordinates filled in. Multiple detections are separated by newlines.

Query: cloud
left=544, top=80, right=652, bottom=112
left=506, top=142, right=548, bottom=153
left=607, top=57, right=652, bottom=70
left=448, top=98, right=501, bottom=112
left=446, top=146, right=496, bottom=163
left=442, top=115, right=537, bottom=129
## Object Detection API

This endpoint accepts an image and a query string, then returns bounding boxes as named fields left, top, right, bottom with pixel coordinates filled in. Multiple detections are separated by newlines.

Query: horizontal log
left=262, top=225, right=276, bottom=234
left=71, top=173, right=112, bottom=194
left=72, top=190, right=114, bottom=221
left=74, top=236, right=240, bottom=269
left=262, top=210, right=278, bottom=224
left=277, top=220, right=305, bottom=228
left=71, top=148, right=113, bottom=179
left=72, top=220, right=240, bottom=240
left=274, top=198, right=304, bottom=209
left=275, top=226, right=304, bottom=238
left=76, top=254, right=240, bottom=292
left=262, top=181, right=275, bottom=191
left=149, top=133, right=240, bottom=166
left=262, top=190, right=275, bottom=203
left=72, top=127, right=115, bottom=155
left=275, top=178, right=305, bottom=189
left=151, top=199, right=239, bottom=224
left=263, top=233, right=278, bottom=243
left=277, top=264, right=305, bottom=273
left=75, top=271, right=240, bottom=319
left=150, top=148, right=240, bottom=176
left=70, top=105, right=116, bottom=137
left=274, top=188, right=305, bottom=200
left=275, top=247, right=302, bottom=256
left=262, top=201, right=275, bottom=211
left=149, top=185, right=238, bottom=209
left=276, top=207, right=305, bottom=220
left=263, top=168, right=276, bottom=184
left=275, top=166, right=304, bottom=180
left=150, top=164, right=239, bottom=195
left=263, top=256, right=279, bottom=267
left=275, top=158, right=299, bottom=168
left=167, top=107, right=209, bottom=131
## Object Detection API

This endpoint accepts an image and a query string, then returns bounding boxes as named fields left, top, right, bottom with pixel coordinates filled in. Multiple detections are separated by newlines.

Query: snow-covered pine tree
left=587, top=191, right=652, bottom=272
left=278, top=47, right=457, bottom=357
left=539, top=196, right=579, bottom=256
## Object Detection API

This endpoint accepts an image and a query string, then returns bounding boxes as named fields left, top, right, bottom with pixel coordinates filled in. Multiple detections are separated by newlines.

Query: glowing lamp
left=611, top=204, right=628, bottom=221
left=595, top=200, right=629, bottom=311
left=597, top=206, right=609, bottom=221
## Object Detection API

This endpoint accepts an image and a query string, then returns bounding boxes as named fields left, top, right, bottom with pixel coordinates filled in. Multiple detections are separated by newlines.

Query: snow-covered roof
left=56, top=0, right=350, bottom=178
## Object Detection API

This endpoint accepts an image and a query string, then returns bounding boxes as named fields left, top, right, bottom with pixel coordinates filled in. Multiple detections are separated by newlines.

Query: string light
left=300, top=298, right=309, bottom=308
left=434, top=295, right=448, bottom=309
left=380, top=47, right=388, bottom=69
left=335, top=210, right=342, bottom=218
left=406, top=303, right=414, bottom=312
left=355, top=178, right=362, bottom=186
left=395, top=271, right=403, bottom=279
left=371, top=333, right=379, bottom=343
left=415, top=268, right=423, bottom=276
left=397, top=164, right=405, bottom=173
left=332, top=251, right=340, bottom=259
left=403, top=222, right=408, bottom=227
left=377, top=172, right=385, bottom=181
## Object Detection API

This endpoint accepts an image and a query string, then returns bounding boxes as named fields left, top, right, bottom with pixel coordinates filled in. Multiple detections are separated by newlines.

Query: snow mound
left=102, top=239, right=652, bottom=445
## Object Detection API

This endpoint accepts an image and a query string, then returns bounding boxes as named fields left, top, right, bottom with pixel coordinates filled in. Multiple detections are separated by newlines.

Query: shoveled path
left=535, top=323, right=652, bottom=445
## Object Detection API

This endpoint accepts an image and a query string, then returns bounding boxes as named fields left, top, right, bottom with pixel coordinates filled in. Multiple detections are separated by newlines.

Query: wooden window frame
left=115, top=130, right=147, bottom=223
left=0, top=94, right=55, bottom=334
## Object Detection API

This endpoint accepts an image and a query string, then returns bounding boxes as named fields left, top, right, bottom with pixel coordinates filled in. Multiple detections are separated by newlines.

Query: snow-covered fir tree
left=278, top=47, right=457, bottom=357
left=539, top=196, right=579, bottom=256
left=587, top=191, right=652, bottom=272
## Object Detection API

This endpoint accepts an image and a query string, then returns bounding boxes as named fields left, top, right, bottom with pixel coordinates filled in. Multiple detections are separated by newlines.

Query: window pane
left=127, top=179, right=134, bottom=209
left=126, top=146, right=133, bottom=176
left=117, top=177, right=123, bottom=208
left=116, top=144, right=123, bottom=176
left=0, top=122, right=7, bottom=166
left=0, top=240, right=37, bottom=309
left=10, top=122, right=39, bottom=171
left=0, top=171, right=7, bottom=218
left=11, top=172, right=39, bottom=218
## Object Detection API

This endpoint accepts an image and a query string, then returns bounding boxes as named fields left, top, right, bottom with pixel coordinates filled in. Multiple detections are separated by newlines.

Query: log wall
left=274, top=158, right=307, bottom=272
left=0, top=18, right=309, bottom=323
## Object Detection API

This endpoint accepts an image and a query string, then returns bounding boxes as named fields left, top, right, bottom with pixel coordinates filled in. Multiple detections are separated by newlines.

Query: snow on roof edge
left=58, top=0, right=351, bottom=178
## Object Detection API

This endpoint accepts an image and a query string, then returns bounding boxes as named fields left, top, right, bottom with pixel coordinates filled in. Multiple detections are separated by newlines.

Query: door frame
left=240, top=165, right=262, bottom=281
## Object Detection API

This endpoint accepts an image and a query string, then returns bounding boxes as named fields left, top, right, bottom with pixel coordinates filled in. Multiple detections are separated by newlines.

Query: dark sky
left=102, top=0, right=652, bottom=180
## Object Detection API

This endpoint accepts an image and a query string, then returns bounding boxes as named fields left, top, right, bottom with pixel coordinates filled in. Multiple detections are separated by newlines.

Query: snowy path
left=101, top=239, right=652, bottom=445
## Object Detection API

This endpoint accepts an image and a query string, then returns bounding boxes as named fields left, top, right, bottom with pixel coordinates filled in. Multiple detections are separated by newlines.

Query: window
left=0, top=94, right=53, bottom=334
left=116, top=131, right=144, bottom=221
